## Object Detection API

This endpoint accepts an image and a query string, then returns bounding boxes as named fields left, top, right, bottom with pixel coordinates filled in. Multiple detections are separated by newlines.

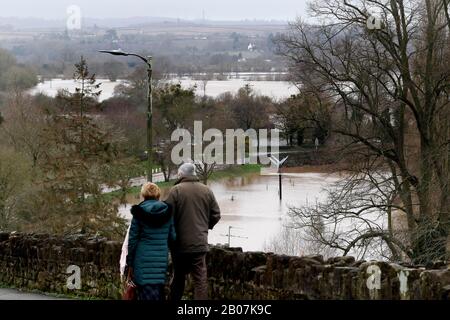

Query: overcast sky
left=0, top=0, right=308, bottom=21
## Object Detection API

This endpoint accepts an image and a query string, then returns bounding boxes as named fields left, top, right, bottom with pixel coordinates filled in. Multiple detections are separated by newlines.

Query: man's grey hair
left=178, top=163, right=196, bottom=177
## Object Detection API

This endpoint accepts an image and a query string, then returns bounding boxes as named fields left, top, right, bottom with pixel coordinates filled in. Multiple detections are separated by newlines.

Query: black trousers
left=169, top=252, right=208, bottom=300
left=137, top=284, right=165, bottom=301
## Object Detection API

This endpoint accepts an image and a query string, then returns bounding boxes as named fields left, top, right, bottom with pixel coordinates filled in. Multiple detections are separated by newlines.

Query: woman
left=126, top=182, right=176, bottom=300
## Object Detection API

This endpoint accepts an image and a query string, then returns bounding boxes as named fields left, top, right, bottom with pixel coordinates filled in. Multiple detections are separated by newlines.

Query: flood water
left=29, top=73, right=298, bottom=101
left=119, top=172, right=342, bottom=252
left=173, top=78, right=298, bottom=100
left=29, top=78, right=126, bottom=102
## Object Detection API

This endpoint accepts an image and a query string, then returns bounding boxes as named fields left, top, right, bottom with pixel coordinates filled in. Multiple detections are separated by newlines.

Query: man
left=165, top=163, right=221, bottom=300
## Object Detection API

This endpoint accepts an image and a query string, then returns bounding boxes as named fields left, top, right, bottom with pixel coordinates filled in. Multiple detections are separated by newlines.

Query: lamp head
left=99, top=49, right=129, bottom=56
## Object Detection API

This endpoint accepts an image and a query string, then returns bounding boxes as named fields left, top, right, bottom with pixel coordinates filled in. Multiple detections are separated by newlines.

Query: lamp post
left=99, top=49, right=153, bottom=182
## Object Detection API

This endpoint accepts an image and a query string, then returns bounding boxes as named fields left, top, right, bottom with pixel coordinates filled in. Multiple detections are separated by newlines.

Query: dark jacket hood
left=130, top=200, right=172, bottom=227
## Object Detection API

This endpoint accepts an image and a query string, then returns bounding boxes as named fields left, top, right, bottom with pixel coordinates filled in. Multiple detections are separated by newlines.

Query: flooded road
left=119, top=172, right=341, bottom=252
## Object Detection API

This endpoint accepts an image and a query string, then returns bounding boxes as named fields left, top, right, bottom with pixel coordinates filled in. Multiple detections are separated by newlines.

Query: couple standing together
left=123, top=163, right=221, bottom=300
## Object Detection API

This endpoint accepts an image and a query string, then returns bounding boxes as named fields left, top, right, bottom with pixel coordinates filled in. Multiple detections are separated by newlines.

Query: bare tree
left=194, top=161, right=217, bottom=185
left=154, top=140, right=178, bottom=182
left=229, top=84, right=271, bottom=132
left=0, top=147, right=31, bottom=231
left=0, top=91, right=48, bottom=168
left=196, top=73, right=212, bottom=98
left=288, top=157, right=412, bottom=261
left=264, top=226, right=306, bottom=257
left=275, top=88, right=332, bottom=146
left=278, top=0, right=450, bottom=263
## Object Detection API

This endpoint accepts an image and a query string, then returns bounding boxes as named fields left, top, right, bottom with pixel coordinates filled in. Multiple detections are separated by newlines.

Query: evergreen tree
left=32, top=57, right=127, bottom=239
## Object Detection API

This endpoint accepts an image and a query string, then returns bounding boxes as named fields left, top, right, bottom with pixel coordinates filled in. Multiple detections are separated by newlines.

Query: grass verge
left=105, top=164, right=262, bottom=201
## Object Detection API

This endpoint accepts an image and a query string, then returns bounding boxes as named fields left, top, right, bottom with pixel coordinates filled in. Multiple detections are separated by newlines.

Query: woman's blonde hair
left=140, top=182, right=161, bottom=200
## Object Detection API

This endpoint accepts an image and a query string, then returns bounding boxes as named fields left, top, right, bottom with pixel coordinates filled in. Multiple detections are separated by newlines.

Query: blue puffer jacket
left=126, top=200, right=176, bottom=286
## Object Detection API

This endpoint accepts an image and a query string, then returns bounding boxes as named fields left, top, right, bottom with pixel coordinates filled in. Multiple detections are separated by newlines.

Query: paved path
left=0, top=288, right=67, bottom=300
left=101, top=172, right=169, bottom=193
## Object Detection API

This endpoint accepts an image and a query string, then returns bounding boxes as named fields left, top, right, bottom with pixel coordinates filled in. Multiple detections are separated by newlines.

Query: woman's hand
left=124, top=265, right=134, bottom=280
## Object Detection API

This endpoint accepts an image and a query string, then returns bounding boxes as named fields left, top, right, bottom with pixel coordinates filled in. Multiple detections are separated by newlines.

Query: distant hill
left=0, top=17, right=63, bottom=30
left=0, top=16, right=288, bottom=31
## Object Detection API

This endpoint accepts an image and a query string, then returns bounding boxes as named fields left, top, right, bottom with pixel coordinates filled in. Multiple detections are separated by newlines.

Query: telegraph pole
left=220, top=226, right=247, bottom=247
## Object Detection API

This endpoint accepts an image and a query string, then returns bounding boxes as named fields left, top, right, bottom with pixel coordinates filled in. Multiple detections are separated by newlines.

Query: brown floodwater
left=119, top=172, right=341, bottom=252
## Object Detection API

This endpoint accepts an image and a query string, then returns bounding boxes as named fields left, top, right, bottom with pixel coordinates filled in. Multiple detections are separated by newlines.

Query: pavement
left=0, top=288, right=67, bottom=300
left=101, top=172, right=169, bottom=193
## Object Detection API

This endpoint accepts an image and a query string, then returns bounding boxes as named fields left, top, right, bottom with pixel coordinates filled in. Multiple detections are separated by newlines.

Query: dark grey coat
left=164, top=176, right=221, bottom=253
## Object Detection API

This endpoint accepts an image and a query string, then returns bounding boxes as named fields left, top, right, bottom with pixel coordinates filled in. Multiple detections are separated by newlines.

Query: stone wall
left=0, top=233, right=449, bottom=300
left=0, top=233, right=123, bottom=299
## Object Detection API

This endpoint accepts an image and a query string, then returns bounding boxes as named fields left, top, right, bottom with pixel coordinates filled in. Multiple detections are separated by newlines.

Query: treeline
left=106, top=70, right=332, bottom=179
left=0, top=54, right=332, bottom=239
left=0, top=58, right=132, bottom=239
left=0, top=48, right=37, bottom=92
left=3, top=30, right=286, bottom=81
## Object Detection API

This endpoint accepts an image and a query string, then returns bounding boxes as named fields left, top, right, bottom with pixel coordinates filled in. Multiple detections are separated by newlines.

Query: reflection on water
left=119, top=172, right=341, bottom=252
left=207, top=172, right=340, bottom=252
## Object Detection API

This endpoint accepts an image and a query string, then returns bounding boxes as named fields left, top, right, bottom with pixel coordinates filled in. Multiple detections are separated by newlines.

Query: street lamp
left=99, top=49, right=154, bottom=182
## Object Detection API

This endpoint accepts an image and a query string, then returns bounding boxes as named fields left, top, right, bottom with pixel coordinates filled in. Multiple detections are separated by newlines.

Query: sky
left=0, top=0, right=308, bottom=21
